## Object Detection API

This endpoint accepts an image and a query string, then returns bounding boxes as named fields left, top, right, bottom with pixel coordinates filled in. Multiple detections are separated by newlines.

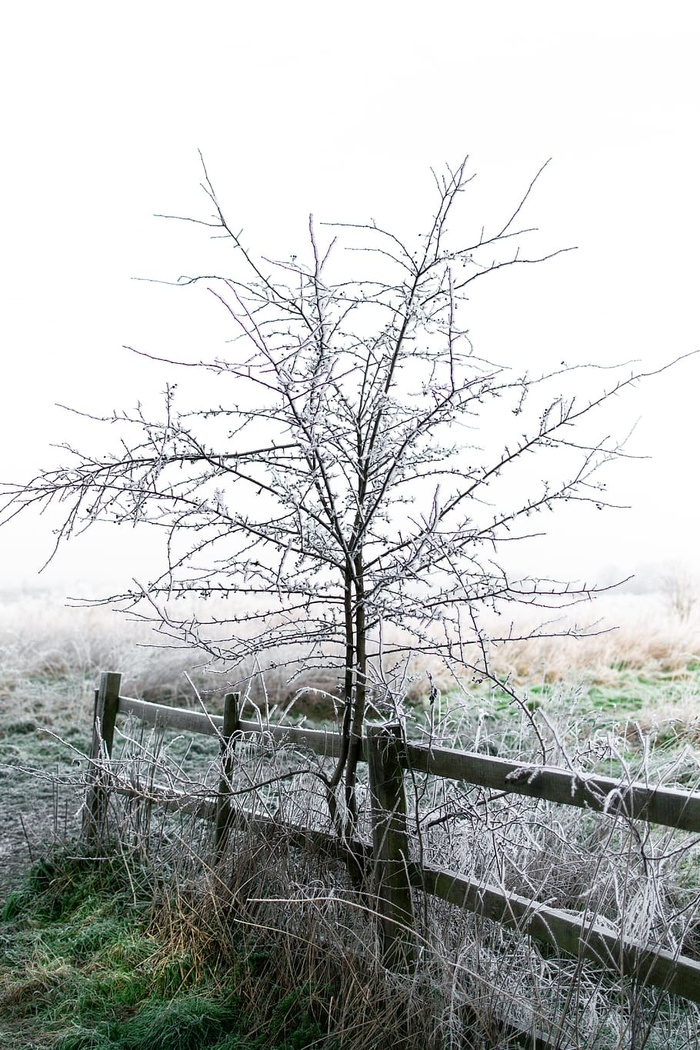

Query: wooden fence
left=84, top=670, right=700, bottom=1022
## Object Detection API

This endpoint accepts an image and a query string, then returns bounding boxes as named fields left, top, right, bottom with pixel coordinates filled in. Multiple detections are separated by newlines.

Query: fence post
left=366, top=723, right=415, bottom=969
left=214, top=692, right=241, bottom=859
left=83, top=671, right=122, bottom=845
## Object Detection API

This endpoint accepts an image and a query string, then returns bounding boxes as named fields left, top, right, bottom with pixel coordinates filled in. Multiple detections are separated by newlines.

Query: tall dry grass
left=3, top=585, right=700, bottom=737
left=489, top=591, right=700, bottom=681
left=2, top=586, right=699, bottom=681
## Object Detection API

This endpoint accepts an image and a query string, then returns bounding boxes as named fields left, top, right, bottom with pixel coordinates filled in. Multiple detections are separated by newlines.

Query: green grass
left=0, top=848, right=331, bottom=1050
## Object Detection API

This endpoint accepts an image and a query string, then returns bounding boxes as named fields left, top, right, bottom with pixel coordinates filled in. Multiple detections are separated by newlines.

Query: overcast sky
left=1, top=2, right=698, bottom=594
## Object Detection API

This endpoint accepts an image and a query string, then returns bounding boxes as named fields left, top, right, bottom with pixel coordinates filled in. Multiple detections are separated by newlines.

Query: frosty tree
left=1, top=156, right=661, bottom=829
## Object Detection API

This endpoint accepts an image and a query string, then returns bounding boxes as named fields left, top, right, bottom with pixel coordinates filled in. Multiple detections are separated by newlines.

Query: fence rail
left=115, top=693, right=700, bottom=832
left=404, top=742, right=700, bottom=833
left=118, top=693, right=350, bottom=758
left=84, top=671, right=700, bottom=1015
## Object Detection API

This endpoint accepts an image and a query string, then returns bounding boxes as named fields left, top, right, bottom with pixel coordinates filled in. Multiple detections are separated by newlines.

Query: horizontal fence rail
left=118, top=694, right=353, bottom=759
left=116, top=694, right=700, bottom=833
left=404, top=743, right=700, bottom=834
left=415, top=864, right=700, bottom=1004
left=84, top=671, right=700, bottom=1017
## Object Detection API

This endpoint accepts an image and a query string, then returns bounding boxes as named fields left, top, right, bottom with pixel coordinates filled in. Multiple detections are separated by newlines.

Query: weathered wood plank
left=404, top=744, right=700, bottom=833
left=415, top=864, right=700, bottom=1004
left=367, top=724, right=415, bottom=968
left=83, top=671, right=122, bottom=843
left=214, top=692, right=240, bottom=857
left=115, top=697, right=699, bottom=832
left=112, top=782, right=370, bottom=867
left=116, top=696, right=354, bottom=758
left=117, top=695, right=225, bottom=736
left=237, top=719, right=351, bottom=758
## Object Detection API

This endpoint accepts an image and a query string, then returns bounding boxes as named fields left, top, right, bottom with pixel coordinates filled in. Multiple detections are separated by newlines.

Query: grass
left=3, top=816, right=698, bottom=1049
left=0, top=848, right=329, bottom=1049
left=1, top=586, right=700, bottom=1048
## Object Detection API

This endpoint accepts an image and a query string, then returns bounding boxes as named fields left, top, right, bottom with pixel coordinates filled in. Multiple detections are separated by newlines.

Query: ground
left=0, top=678, right=89, bottom=899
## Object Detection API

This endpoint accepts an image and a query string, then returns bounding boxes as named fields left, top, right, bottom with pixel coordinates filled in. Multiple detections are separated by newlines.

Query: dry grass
left=2, top=586, right=700, bottom=697
left=489, top=592, right=700, bottom=682
left=3, top=585, right=700, bottom=766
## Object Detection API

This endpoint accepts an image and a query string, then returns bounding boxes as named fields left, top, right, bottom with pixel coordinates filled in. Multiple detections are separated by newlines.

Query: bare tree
left=0, top=156, right=675, bottom=833
left=658, top=561, right=699, bottom=623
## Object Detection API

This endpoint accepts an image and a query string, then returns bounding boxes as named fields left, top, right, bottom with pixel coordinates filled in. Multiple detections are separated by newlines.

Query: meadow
left=1, top=586, right=699, bottom=1049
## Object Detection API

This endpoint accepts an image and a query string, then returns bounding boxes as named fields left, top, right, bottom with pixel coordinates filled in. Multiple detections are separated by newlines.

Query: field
left=1, top=587, right=700, bottom=1048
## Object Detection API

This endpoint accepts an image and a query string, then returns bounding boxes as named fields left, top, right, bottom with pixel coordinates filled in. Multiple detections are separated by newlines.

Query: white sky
left=1, top=1, right=698, bottom=594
